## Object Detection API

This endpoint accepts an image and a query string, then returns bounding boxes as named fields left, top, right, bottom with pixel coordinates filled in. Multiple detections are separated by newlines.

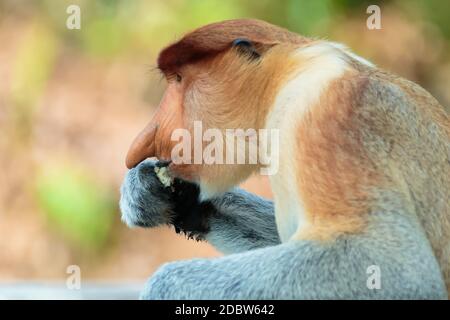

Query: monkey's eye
left=232, top=38, right=253, bottom=48
left=232, top=38, right=260, bottom=60
left=176, top=73, right=182, bottom=82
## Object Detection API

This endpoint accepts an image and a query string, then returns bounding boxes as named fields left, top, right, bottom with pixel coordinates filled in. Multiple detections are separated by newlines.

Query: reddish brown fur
left=296, top=72, right=384, bottom=240
left=157, top=19, right=307, bottom=76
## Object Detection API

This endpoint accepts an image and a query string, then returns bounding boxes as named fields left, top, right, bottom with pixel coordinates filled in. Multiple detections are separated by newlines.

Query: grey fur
left=207, top=189, right=280, bottom=254
left=120, top=161, right=447, bottom=299
left=120, top=160, right=174, bottom=228
left=141, top=211, right=447, bottom=299
left=120, top=160, right=280, bottom=251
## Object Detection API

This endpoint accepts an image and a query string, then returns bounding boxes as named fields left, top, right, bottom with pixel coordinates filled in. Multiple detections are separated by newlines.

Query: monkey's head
left=126, top=19, right=309, bottom=196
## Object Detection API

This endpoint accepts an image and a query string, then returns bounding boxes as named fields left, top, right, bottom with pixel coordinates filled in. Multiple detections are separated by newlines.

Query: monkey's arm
left=204, top=189, right=280, bottom=253
left=120, top=160, right=280, bottom=254
left=141, top=211, right=447, bottom=299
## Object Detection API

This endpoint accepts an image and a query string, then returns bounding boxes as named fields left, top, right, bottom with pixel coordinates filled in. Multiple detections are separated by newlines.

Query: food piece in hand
left=154, top=162, right=173, bottom=188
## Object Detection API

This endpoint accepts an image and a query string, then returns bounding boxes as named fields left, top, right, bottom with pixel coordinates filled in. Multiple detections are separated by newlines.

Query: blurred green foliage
left=16, top=0, right=448, bottom=58
left=35, top=163, right=115, bottom=252
left=11, top=23, right=58, bottom=140
left=415, top=0, right=450, bottom=38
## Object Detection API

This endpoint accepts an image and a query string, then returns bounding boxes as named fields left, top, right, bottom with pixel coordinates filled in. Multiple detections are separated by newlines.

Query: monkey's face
left=126, top=20, right=304, bottom=196
left=126, top=52, right=263, bottom=191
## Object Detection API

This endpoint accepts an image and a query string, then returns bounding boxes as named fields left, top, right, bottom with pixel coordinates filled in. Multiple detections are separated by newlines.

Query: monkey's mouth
left=154, top=160, right=174, bottom=188
left=155, top=159, right=172, bottom=168
left=155, top=158, right=186, bottom=180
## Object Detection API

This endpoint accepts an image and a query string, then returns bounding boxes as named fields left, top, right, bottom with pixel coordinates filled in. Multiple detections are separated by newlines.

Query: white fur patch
left=265, top=41, right=352, bottom=242
left=329, top=42, right=375, bottom=67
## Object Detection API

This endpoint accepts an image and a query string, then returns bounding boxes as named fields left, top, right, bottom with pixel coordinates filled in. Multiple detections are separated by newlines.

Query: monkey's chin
left=166, top=162, right=201, bottom=184
left=165, top=163, right=224, bottom=200
left=167, top=162, right=255, bottom=200
left=198, top=164, right=257, bottom=200
left=198, top=172, right=245, bottom=200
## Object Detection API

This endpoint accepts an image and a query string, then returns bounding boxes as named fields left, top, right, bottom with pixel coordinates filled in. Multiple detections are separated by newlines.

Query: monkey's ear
left=231, top=38, right=261, bottom=60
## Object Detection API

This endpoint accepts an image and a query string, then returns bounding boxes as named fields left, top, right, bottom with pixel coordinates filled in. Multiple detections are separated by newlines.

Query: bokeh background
left=0, top=0, right=449, bottom=287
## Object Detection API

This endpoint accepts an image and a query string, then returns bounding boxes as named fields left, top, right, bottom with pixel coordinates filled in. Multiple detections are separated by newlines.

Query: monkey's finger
left=125, top=123, right=158, bottom=169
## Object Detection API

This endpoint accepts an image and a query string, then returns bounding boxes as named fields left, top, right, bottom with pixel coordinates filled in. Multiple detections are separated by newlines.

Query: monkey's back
left=357, top=70, right=450, bottom=290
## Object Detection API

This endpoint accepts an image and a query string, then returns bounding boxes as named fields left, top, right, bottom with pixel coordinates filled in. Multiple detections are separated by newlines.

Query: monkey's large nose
left=125, top=123, right=158, bottom=169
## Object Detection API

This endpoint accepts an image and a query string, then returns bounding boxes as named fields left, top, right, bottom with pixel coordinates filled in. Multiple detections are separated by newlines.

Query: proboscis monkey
left=120, top=19, right=449, bottom=299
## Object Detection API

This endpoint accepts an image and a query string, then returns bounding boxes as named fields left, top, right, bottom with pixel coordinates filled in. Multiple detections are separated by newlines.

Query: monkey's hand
left=120, top=160, right=211, bottom=238
left=120, top=160, right=174, bottom=227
